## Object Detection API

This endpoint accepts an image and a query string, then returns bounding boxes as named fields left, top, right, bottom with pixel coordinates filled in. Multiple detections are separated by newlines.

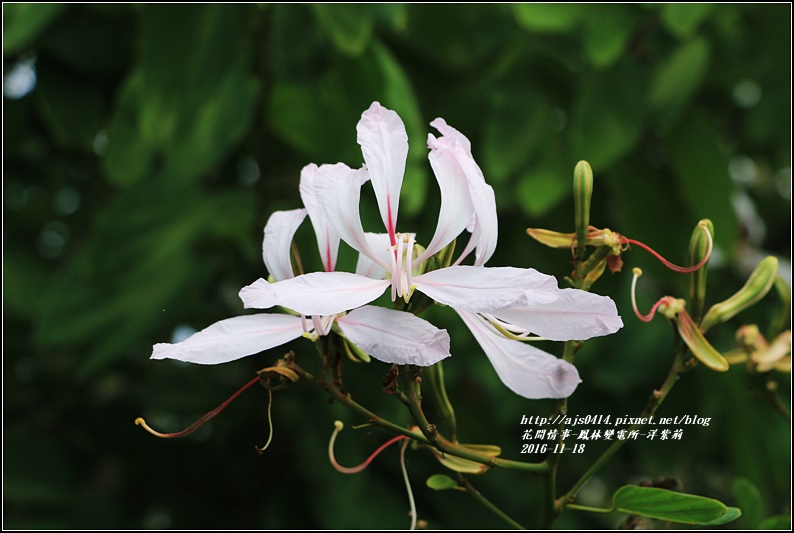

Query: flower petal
left=336, top=306, right=451, bottom=366
left=263, top=208, right=307, bottom=282
left=151, top=314, right=305, bottom=365
left=413, top=130, right=475, bottom=264
left=456, top=310, right=581, bottom=399
left=357, top=102, right=408, bottom=242
left=493, top=289, right=624, bottom=341
left=355, top=233, right=392, bottom=279
left=430, top=118, right=498, bottom=266
left=239, top=272, right=390, bottom=316
left=299, top=163, right=340, bottom=272
left=412, top=265, right=559, bottom=313
left=313, top=162, right=389, bottom=269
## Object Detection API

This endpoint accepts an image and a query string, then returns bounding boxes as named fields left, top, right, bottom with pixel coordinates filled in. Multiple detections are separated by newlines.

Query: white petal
left=336, top=306, right=451, bottom=366
left=456, top=310, right=581, bottom=399
left=413, top=132, right=475, bottom=264
left=299, top=163, right=340, bottom=272
left=493, top=289, right=624, bottom=341
left=151, top=314, right=305, bottom=365
left=430, top=119, right=498, bottom=266
left=262, top=209, right=307, bottom=282
left=355, top=233, right=392, bottom=279
left=357, top=102, right=408, bottom=241
left=313, top=162, right=388, bottom=269
left=239, top=273, right=390, bottom=316
left=412, top=265, right=559, bottom=313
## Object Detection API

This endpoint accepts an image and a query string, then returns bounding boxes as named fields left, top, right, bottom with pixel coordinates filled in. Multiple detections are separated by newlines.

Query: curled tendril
left=622, top=222, right=713, bottom=274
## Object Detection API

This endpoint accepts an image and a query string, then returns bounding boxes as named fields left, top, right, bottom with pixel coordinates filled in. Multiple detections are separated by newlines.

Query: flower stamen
left=621, top=222, right=713, bottom=273
left=328, top=420, right=408, bottom=474
left=631, top=268, right=665, bottom=323
left=135, top=375, right=262, bottom=438
left=255, top=389, right=275, bottom=454
left=400, top=438, right=417, bottom=531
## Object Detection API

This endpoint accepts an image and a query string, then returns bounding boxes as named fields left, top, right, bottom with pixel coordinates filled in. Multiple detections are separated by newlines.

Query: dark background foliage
left=3, top=4, right=790, bottom=529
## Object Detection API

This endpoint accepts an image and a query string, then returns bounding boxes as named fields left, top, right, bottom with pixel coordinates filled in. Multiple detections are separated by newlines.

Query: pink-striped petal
left=430, top=118, right=498, bottom=266
left=356, top=102, right=408, bottom=244
left=239, top=272, right=390, bottom=316
left=412, top=266, right=559, bottom=313
left=262, top=209, right=307, bottom=282
left=336, top=306, right=451, bottom=366
left=151, top=314, right=306, bottom=365
left=493, top=289, right=624, bottom=341
left=299, top=163, right=340, bottom=272
left=413, top=131, right=475, bottom=264
left=355, top=233, right=392, bottom=279
left=312, top=163, right=388, bottom=269
left=456, top=310, right=581, bottom=399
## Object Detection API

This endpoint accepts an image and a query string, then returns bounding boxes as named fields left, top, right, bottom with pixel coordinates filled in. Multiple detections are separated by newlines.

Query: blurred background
left=3, top=4, right=790, bottom=529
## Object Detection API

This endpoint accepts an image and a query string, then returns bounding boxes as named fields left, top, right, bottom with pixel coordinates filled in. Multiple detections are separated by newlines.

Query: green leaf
left=758, top=515, right=792, bottom=529
left=517, top=164, right=568, bottom=218
left=426, top=474, right=458, bottom=491
left=666, top=111, right=736, bottom=256
left=105, top=4, right=259, bottom=187
left=662, top=4, right=714, bottom=39
left=3, top=3, right=65, bottom=54
left=649, top=37, right=710, bottom=131
left=568, top=63, right=647, bottom=168
left=513, top=4, right=582, bottom=33
left=582, top=6, right=636, bottom=69
left=703, top=506, right=742, bottom=526
left=312, top=4, right=373, bottom=56
left=732, top=477, right=765, bottom=529
left=34, top=60, right=108, bottom=150
left=613, top=485, right=730, bottom=524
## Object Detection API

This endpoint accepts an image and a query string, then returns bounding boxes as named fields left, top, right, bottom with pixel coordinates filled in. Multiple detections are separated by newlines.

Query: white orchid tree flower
left=238, top=102, right=623, bottom=399
left=151, top=163, right=452, bottom=367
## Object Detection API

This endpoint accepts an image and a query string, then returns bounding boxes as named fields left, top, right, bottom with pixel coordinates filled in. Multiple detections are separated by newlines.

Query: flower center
left=389, top=232, right=416, bottom=302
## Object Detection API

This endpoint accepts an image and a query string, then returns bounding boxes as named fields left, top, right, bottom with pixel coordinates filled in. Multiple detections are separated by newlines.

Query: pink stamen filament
left=135, top=376, right=261, bottom=438
left=631, top=268, right=665, bottom=322
left=328, top=421, right=408, bottom=474
left=620, top=224, right=712, bottom=273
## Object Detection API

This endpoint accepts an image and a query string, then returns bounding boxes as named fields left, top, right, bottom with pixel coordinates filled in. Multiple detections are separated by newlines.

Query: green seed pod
left=688, top=219, right=714, bottom=323
left=574, top=160, right=594, bottom=260
left=701, top=256, right=779, bottom=333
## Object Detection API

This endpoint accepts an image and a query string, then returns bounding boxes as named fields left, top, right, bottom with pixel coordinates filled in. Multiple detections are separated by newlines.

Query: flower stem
left=399, top=368, right=550, bottom=473
left=459, top=475, right=526, bottom=530
left=426, top=361, right=457, bottom=441
left=559, top=346, right=686, bottom=505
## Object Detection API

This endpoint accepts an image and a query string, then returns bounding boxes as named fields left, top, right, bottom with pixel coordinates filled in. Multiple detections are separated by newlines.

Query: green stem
left=565, top=503, right=614, bottom=514
left=542, top=340, right=580, bottom=527
left=560, top=347, right=686, bottom=505
left=459, top=475, right=527, bottom=529
left=289, top=360, right=429, bottom=444
left=426, top=362, right=457, bottom=441
left=399, top=370, right=550, bottom=473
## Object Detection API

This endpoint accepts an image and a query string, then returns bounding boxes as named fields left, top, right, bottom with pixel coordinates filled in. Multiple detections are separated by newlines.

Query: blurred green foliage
left=3, top=4, right=790, bottom=529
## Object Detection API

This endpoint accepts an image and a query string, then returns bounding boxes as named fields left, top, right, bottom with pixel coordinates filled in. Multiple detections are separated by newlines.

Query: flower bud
left=526, top=228, right=576, bottom=249
left=701, top=256, right=779, bottom=332
left=752, top=330, right=791, bottom=373
left=574, top=160, right=593, bottom=260
left=675, top=307, right=729, bottom=372
left=688, top=219, right=714, bottom=323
